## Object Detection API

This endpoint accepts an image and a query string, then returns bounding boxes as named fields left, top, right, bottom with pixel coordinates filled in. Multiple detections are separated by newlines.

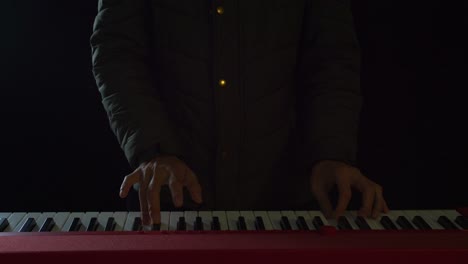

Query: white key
left=343, top=211, right=360, bottom=230
left=253, top=211, right=273, bottom=230
left=307, top=211, right=330, bottom=229
left=294, top=211, right=314, bottom=230
left=184, top=211, right=198, bottom=231
left=0, top=213, right=11, bottom=219
left=211, top=211, right=229, bottom=231
left=226, top=211, right=241, bottom=230
left=347, top=211, right=389, bottom=230
left=280, top=211, right=299, bottom=230
left=267, top=211, right=283, bottom=230
left=403, top=210, right=429, bottom=230
left=417, top=210, right=444, bottom=230
left=123, top=212, right=140, bottom=231
left=239, top=211, right=256, bottom=230
left=36, top=212, right=57, bottom=232
left=123, top=211, right=170, bottom=231
left=322, top=213, right=349, bottom=230
left=443, top=210, right=464, bottom=230
left=13, top=213, right=42, bottom=232
left=0, top=213, right=12, bottom=231
left=436, top=210, right=462, bottom=229
left=160, top=211, right=170, bottom=231
left=62, top=212, right=85, bottom=231
left=112, top=212, right=128, bottom=231
left=377, top=210, right=407, bottom=230
left=352, top=211, right=385, bottom=230
left=197, top=211, right=212, bottom=231
left=5, top=213, right=27, bottom=232
left=51, top=212, right=71, bottom=231
left=169, top=211, right=184, bottom=230
left=96, top=212, right=114, bottom=231
left=81, top=212, right=100, bottom=231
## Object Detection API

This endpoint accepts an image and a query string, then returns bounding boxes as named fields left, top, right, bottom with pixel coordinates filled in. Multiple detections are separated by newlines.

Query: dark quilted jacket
left=90, top=0, right=362, bottom=210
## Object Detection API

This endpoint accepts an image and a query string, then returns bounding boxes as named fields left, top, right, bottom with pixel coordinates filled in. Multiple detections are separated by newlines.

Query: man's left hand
left=310, top=160, right=390, bottom=220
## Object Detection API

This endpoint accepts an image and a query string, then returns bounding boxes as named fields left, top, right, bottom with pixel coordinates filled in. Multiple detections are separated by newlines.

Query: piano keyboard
left=1, top=210, right=467, bottom=232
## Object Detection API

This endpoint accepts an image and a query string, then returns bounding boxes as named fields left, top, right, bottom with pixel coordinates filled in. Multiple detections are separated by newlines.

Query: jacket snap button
left=216, top=6, right=225, bottom=15
left=219, top=79, right=227, bottom=87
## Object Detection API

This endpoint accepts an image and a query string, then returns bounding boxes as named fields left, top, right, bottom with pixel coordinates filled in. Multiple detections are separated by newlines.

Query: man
left=90, top=0, right=389, bottom=226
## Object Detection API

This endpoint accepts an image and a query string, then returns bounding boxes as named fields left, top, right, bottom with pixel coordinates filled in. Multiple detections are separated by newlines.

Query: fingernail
left=196, top=194, right=203, bottom=204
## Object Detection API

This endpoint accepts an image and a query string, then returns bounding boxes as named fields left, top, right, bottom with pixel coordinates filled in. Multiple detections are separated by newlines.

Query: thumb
left=333, top=174, right=352, bottom=220
left=119, top=169, right=141, bottom=198
left=184, top=167, right=203, bottom=204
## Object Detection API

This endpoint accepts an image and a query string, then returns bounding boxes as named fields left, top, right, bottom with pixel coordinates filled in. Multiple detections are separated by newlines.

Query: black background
left=0, top=1, right=466, bottom=213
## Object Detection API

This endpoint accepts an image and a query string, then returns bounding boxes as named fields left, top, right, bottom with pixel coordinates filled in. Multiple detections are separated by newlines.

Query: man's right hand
left=119, top=155, right=203, bottom=225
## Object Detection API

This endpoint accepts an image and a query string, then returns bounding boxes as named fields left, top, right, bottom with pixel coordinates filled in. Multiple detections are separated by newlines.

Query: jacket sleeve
left=296, top=0, right=362, bottom=170
left=90, top=0, right=183, bottom=169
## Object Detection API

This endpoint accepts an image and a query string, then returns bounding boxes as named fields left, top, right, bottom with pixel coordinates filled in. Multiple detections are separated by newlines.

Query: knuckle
left=363, top=181, right=375, bottom=191
left=166, top=156, right=180, bottom=165
left=336, top=172, right=352, bottom=182
left=334, top=165, right=348, bottom=175
left=144, top=164, right=155, bottom=175
left=375, top=184, right=383, bottom=193
left=340, top=190, right=352, bottom=198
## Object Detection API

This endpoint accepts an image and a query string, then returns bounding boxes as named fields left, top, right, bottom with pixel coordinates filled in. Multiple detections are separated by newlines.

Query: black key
left=39, top=218, right=55, bottom=232
left=211, top=216, right=221, bottom=230
left=280, top=216, right=292, bottom=230
left=412, top=216, right=432, bottom=230
left=0, top=218, right=9, bottom=232
left=437, top=216, right=458, bottom=230
left=296, top=216, right=309, bottom=230
left=19, top=218, right=36, bottom=232
left=86, top=217, right=98, bottom=232
left=105, top=217, right=116, bottom=231
left=396, top=216, right=415, bottom=230
left=68, top=217, right=82, bottom=232
left=194, top=216, right=203, bottom=231
left=237, top=216, right=247, bottom=230
left=177, top=217, right=186, bottom=230
left=132, top=217, right=142, bottom=231
left=255, top=216, right=266, bottom=230
left=455, top=216, right=468, bottom=230
left=380, top=216, right=398, bottom=230
left=151, top=224, right=161, bottom=231
left=337, top=216, right=353, bottom=230
left=312, top=216, right=324, bottom=230
left=355, top=216, right=371, bottom=230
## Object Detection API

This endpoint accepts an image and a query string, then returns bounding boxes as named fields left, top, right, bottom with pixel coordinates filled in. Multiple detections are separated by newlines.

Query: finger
left=168, top=175, right=184, bottom=207
left=334, top=175, right=352, bottom=220
left=184, top=167, right=203, bottom=204
left=147, top=164, right=166, bottom=225
left=371, top=187, right=384, bottom=219
left=358, top=183, right=375, bottom=218
left=383, top=199, right=390, bottom=213
left=311, top=187, right=334, bottom=219
left=139, top=165, right=152, bottom=226
left=119, top=168, right=141, bottom=198
left=139, top=183, right=151, bottom=226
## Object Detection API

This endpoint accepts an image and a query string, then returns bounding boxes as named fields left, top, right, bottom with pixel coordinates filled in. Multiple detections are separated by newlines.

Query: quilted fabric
left=90, top=0, right=361, bottom=210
